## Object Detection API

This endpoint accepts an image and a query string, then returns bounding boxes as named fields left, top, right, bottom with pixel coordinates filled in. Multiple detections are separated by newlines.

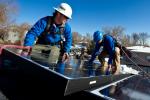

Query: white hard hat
left=54, top=3, right=72, bottom=19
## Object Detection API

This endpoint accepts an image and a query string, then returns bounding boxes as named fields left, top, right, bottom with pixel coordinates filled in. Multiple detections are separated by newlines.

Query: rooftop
left=127, top=46, right=150, bottom=53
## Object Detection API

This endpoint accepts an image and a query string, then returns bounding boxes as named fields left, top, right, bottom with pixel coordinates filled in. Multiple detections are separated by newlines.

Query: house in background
left=127, top=46, right=150, bottom=62
left=4, top=27, right=28, bottom=45
left=5, top=31, right=19, bottom=43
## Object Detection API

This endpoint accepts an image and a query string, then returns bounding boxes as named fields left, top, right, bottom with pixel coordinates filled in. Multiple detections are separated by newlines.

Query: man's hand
left=21, top=46, right=32, bottom=57
left=21, top=51, right=29, bottom=57
left=106, top=64, right=112, bottom=75
left=108, top=64, right=112, bottom=71
left=62, top=52, right=69, bottom=63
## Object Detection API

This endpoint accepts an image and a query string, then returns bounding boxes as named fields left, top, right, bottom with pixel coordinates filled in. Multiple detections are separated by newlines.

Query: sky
left=16, top=0, right=150, bottom=36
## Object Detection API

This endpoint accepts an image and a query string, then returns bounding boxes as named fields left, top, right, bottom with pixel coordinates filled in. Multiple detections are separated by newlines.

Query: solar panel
left=0, top=48, right=135, bottom=99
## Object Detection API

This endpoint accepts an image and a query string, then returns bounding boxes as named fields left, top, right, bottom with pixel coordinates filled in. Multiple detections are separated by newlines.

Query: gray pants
left=31, top=45, right=61, bottom=64
left=48, top=46, right=61, bottom=64
left=98, top=47, right=120, bottom=75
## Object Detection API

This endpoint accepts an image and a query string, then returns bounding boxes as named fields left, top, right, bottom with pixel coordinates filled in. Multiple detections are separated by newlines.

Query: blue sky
left=16, top=0, right=150, bottom=36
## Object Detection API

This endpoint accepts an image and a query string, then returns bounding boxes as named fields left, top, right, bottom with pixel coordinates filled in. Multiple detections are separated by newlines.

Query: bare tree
left=102, top=26, right=125, bottom=39
left=139, top=32, right=150, bottom=46
left=121, top=34, right=131, bottom=46
left=131, top=33, right=140, bottom=46
left=102, top=26, right=112, bottom=35
left=72, top=32, right=83, bottom=45
left=0, top=4, right=7, bottom=24
left=0, top=0, right=18, bottom=41
left=0, top=28, right=8, bottom=41
left=111, top=26, right=125, bottom=40
left=127, top=34, right=132, bottom=46
left=18, top=23, right=31, bottom=45
left=102, top=26, right=126, bottom=45
left=19, top=23, right=30, bottom=35
left=85, top=33, right=92, bottom=41
left=0, top=0, right=18, bottom=27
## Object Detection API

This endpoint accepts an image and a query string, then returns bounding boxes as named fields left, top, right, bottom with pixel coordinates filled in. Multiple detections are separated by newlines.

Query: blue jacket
left=89, top=35, right=115, bottom=65
left=24, top=16, right=72, bottom=53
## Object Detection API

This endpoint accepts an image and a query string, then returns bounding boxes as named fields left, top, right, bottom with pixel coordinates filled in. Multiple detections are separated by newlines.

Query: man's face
left=55, top=12, right=68, bottom=24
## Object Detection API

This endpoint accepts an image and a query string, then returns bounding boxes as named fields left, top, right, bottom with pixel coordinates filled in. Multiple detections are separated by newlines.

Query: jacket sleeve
left=24, top=17, right=47, bottom=46
left=89, top=42, right=100, bottom=63
left=63, top=24, right=72, bottom=53
left=107, top=38, right=115, bottom=65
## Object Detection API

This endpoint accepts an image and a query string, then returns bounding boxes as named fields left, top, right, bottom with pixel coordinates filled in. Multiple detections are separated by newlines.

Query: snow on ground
left=93, top=58, right=139, bottom=75
left=120, top=65, right=139, bottom=75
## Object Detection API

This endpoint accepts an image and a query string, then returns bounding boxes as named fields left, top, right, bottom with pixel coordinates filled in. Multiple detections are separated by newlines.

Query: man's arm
left=24, top=17, right=47, bottom=46
left=63, top=23, right=72, bottom=53
left=60, top=23, right=72, bottom=62
left=22, top=17, right=47, bottom=56
left=89, top=42, right=101, bottom=63
left=107, top=37, right=115, bottom=65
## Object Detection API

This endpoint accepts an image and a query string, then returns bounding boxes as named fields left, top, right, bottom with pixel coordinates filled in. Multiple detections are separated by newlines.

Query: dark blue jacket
left=89, top=35, right=115, bottom=65
left=24, top=16, right=72, bottom=53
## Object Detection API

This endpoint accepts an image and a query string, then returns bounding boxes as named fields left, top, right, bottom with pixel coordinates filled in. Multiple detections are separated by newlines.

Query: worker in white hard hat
left=22, top=3, right=73, bottom=63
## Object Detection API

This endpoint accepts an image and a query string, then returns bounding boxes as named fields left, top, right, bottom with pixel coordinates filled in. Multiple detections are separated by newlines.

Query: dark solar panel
left=0, top=49, right=134, bottom=99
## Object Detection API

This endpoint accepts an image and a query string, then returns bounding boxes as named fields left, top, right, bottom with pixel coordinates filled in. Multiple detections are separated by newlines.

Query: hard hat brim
left=53, top=7, right=72, bottom=19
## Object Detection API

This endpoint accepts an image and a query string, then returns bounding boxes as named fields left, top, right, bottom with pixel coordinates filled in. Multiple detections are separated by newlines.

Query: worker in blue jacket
left=21, top=3, right=72, bottom=63
left=89, top=31, right=120, bottom=75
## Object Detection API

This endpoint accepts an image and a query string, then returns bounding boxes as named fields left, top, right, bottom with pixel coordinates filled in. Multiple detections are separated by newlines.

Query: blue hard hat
left=93, top=31, right=103, bottom=43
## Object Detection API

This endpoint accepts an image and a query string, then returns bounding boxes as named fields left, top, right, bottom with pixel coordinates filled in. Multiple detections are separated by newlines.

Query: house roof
left=127, top=46, right=150, bottom=53
left=122, top=53, right=150, bottom=67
